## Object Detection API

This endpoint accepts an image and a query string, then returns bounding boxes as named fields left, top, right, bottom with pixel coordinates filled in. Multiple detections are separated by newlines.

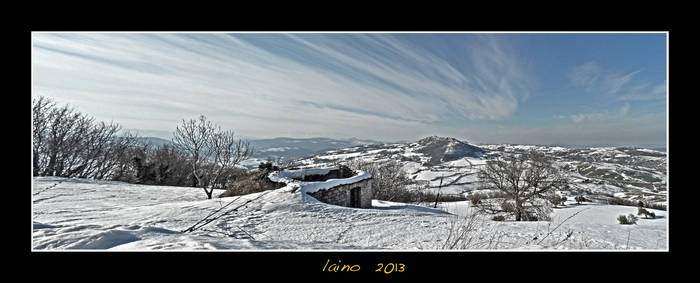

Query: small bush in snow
left=637, top=207, right=656, bottom=219
left=500, top=200, right=516, bottom=213
left=219, top=169, right=286, bottom=198
left=575, top=195, right=587, bottom=204
left=469, top=193, right=483, bottom=206
left=617, top=214, right=638, bottom=225
left=549, top=195, right=567, bottom=207
left=617, top=215, right=629, bottom=224
left=523, top=212, right=539, bottom=221
left=492, top=215, right=506, bottom=221
left=258, top=162, right=280, bottom=171
left=628, top=214, right=638, bottom=224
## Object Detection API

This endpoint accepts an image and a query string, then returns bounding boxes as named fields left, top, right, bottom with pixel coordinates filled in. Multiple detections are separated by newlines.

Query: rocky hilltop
left=413, top=136, right=485, bottom=165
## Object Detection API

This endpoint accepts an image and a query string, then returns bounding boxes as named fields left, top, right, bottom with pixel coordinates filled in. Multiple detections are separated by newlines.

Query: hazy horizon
left=128, top=129, right=667, bottom=151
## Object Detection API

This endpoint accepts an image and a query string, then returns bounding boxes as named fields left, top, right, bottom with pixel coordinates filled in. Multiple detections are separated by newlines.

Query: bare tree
left=477, top=151, right=568, bottom=221
left=172, top=115, right=251, bottom=199
left=72, top=121, right=121, bottom=178
left=92, top=131, right=139, bottom=180
left=173, top=115, right=216, bottom=192
left=40, top=103, right=85, bottom=176
left=32, top=96, right=141, bottom=180
left=206, top=130, right=252, bottom=193
left=32, top=96, right=56, bottom=176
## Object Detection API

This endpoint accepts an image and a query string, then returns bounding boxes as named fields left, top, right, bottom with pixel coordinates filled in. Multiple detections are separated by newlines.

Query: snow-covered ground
left=32, top=177, right=667, bottom=251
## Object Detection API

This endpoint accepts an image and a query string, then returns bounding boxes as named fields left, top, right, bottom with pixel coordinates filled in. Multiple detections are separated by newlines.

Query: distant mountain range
left=134, top=136, right=666, bottom=165
left=133, top=136, right=385, bottom=162
left=248, top=137, right=383, bottom=161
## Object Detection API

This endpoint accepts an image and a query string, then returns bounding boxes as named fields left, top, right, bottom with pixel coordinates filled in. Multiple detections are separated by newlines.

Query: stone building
left=268, top=165, right=373, bottom=208
left=306, top=177, right=372, bottom=208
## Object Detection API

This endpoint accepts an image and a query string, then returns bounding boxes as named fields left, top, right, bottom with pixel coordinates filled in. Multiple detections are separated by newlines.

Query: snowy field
left=32, top=177, right=667, bottom=251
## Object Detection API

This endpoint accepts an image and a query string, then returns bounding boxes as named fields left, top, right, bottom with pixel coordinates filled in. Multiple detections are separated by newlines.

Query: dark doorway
left=350, top=187, right=361, bottom=208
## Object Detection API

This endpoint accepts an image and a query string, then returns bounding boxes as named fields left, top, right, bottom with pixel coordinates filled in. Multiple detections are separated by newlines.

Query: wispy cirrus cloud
left=280, top=34, right=531, bottom=121
left=603, top=70, right=642, bottom=95
left=569, top=61, right=601, bottom=89
left=616, top=80, right=666, bottom=101
left=32, top=33, right=533, bottom=141
left=569, top=61, right=665, bottom=101
left=569, top=103, right=630, bottom=123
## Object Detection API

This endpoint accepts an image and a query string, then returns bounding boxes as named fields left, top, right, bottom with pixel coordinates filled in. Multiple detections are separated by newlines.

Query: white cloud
left=617, top=80, right=666, bottom=101
left=32, top=33, right=533, bottom=141
left=569, top=61, right=601, bottom=88
left=571, top=112, right=605, bottom=123
left=603, top=70, right=641, bottom=95
left=569, top=104, right=630, bottom=124
left=569, top=61, right=665, bottom=102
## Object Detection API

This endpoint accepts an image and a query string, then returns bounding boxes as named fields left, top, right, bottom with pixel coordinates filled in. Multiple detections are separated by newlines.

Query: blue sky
left=32, top=33, right=667, bottom=146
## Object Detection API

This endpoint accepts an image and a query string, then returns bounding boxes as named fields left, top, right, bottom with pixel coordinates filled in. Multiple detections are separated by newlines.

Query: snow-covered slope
left=291, top=138, right=667, bottom=205
left=32, top=176, right=667, bottom=250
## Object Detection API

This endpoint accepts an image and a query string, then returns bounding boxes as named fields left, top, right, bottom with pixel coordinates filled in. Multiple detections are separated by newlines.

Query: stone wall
left=296, top=165, right=354, bottom=181
left=307, top=178, right=372, bottom=208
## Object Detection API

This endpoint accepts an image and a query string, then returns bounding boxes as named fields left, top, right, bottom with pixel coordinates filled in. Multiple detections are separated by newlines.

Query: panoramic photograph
left=31, top=32, right=667, bottom=251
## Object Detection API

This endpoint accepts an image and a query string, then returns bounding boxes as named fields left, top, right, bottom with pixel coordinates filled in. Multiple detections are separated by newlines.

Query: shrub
left=637, top=207, right=656, bottom=219
left=258, top=162, right=280, bottom=171
left=618, top=214, right=638, bottom=225
left=617, top=215, right=628, bottom=224
left=549, top=195, right=567, bottom=207
left=218, top=168, right=286, bottom=198
left=469, top=193, right=483, bottom=206
left=522, top=212, right=539, bottom=221
left=500, top=200, right=516, bottom=213
left=128, top=143, right=196, bottom=186
left=549, top=195, right=561, bottom=207
left=628, top=214, right=638, bottom=224
left=637, top=207, right=648, bottom=216
left=575, top=195, right=587, bottom=204
left=492, top=215, right=506, bottom=221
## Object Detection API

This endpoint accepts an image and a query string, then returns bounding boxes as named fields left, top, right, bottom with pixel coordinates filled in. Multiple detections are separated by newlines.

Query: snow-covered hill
left=32, top=176, right=667, bottom=250
left=414, top=136, right=485, bottom=165
left=291, top=137, right=667, bottom=205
